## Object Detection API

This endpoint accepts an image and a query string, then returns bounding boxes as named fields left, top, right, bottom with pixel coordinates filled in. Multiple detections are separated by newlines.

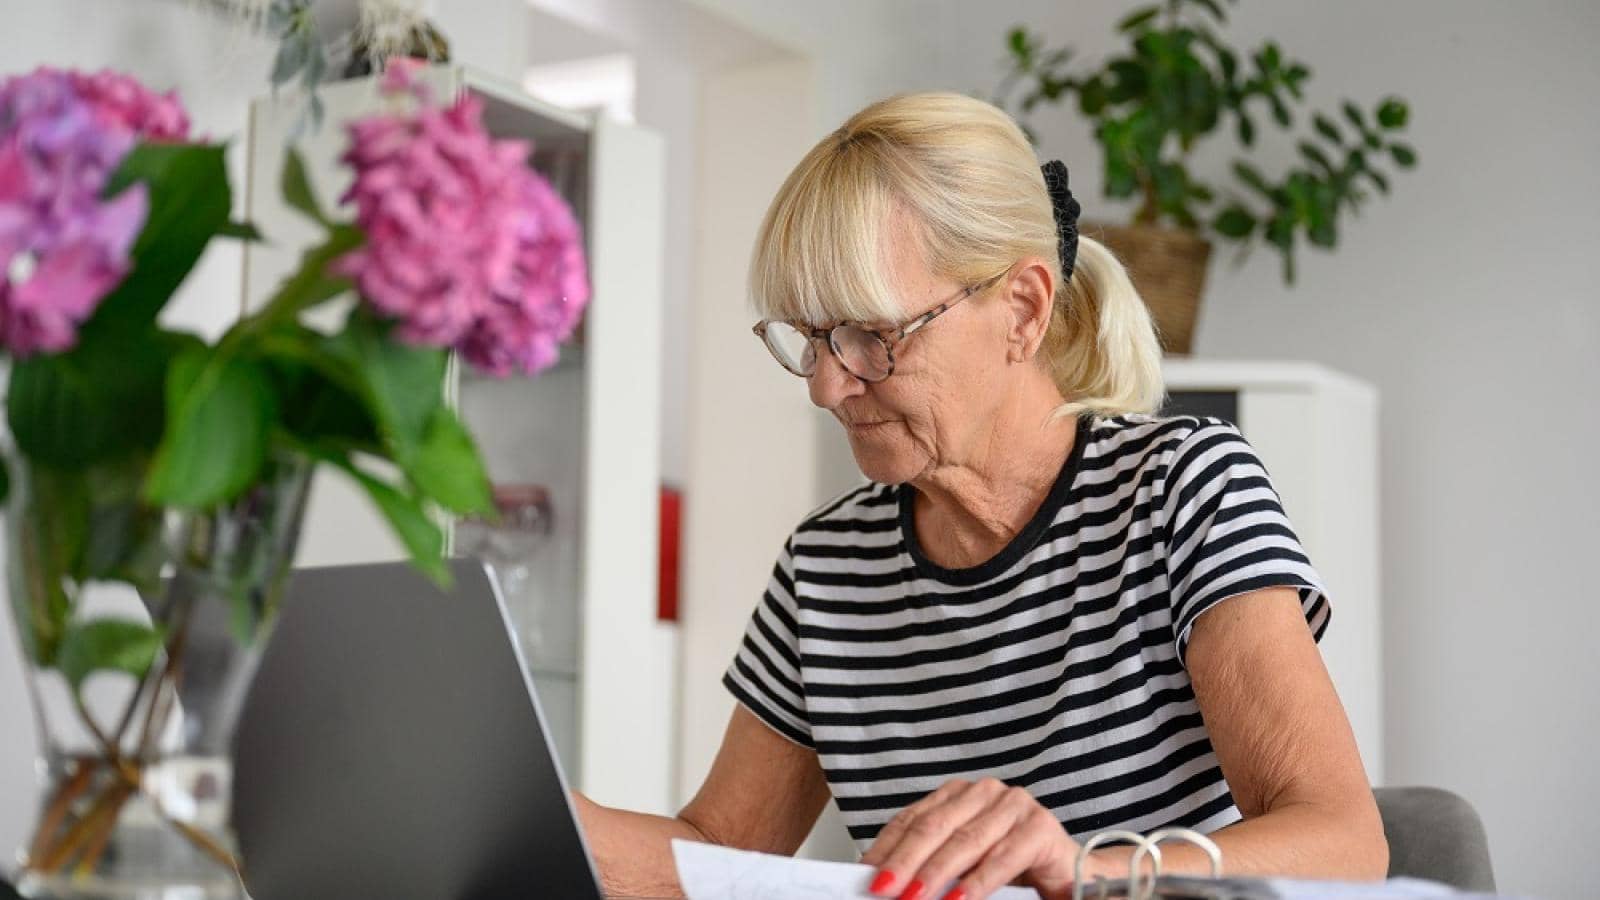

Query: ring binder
left=1072, top=828, right=1249, bottom=900
left=1066, top=827, right=1486, bottom=899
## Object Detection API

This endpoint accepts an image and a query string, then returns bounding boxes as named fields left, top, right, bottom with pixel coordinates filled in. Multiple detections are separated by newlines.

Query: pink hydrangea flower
left=332, top=62, right=590, bottom=377
left=66, top=69, right=191, bottom=143
left=0, top=67, right=190, bottom=356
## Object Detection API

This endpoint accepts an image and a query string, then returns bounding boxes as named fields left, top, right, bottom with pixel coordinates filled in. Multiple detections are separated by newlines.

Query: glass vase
left=6, top=451, right=312, bottom=900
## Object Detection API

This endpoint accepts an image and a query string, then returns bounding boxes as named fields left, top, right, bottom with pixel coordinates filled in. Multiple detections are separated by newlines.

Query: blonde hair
left=748, top=91, right=1165, bottom=419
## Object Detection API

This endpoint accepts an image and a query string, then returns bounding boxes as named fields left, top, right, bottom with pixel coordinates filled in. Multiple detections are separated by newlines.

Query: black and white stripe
left=723, top=414, right=1330, bottom=851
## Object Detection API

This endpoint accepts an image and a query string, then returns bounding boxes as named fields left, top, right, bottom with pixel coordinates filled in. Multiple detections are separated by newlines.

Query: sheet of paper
left=1264, top=876, right=1507, bottom=899
left=671, top=839, right=1042, bottom=900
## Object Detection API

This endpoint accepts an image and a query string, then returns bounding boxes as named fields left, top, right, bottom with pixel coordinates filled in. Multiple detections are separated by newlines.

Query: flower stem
left=157, top=807, right=241, bottom=873
left=32, top=771, right=128, bottom=872
left=26, top=758, right=94, bottom=866
left=71, top=781, right=135, bottom=879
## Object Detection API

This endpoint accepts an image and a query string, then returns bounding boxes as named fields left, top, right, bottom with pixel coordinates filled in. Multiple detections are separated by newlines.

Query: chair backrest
left=1374, top=786, right=1496, bottom=892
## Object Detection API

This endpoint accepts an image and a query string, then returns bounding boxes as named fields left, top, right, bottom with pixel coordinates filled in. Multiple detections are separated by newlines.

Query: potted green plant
left=994, top=0, right=1418, bottom=354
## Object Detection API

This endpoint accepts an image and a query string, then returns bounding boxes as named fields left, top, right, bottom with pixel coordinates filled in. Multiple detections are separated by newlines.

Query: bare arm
left=574, top=704, right=832, bottom=898
left=1095, top=586, right=1389, bottom=880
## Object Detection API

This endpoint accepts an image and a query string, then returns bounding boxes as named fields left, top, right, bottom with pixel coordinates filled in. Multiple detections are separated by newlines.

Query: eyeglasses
left=752, top=270, right=1007, bottom=383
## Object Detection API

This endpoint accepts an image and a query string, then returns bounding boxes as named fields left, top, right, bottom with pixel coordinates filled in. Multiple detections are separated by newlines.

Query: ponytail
left=1043, top=236, right=1166, bottom=420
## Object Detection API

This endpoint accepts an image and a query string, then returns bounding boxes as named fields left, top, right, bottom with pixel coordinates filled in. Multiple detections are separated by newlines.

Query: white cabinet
left=1161, top=359, right=1383, bottom=784
left=241, top=65, right=675, bottom=814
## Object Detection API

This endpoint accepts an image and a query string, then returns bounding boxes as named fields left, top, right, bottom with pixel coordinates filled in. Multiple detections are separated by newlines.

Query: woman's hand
left=860, top=777, right=1113, bottom=900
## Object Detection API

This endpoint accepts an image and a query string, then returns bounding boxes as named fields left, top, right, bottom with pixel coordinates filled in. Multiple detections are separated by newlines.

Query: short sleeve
left=722, top=539, right=812, bottom=747
left=1161, top=420, right=1332, bottom=665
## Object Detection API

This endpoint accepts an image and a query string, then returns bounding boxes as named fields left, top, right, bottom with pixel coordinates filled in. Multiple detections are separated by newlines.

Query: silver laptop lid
left=232, top=558, right=602, bottom=900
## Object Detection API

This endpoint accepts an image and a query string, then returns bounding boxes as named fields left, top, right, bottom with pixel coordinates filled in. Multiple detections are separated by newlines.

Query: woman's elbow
left=1349, top=798, right=1391, bottom=881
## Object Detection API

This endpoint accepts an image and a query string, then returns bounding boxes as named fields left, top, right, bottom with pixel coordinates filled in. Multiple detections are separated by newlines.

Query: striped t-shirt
left=722, top=413, right=1331, bottom=851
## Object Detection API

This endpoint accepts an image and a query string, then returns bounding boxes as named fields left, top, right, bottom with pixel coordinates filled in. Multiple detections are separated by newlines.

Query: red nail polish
left=899, top=880, right=927, bottom=900
left=869, top=870, right=897, bottom=895
left=942, top=889, right=968, bottom=900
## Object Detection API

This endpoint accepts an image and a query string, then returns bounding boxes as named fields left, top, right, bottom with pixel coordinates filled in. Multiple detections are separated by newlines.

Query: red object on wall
left=658, top=486, right=681, bottom=622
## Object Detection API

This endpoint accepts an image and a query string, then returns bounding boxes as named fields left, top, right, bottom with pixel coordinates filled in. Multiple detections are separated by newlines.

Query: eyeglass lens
left=761, top=322, right=892, bottom=382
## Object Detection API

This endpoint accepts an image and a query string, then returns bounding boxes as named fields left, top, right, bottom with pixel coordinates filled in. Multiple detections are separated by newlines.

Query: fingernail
left=869, top=870, right=897, bottom=895
left=899, top=880, right=927, bottom=900
left=942, top=890, right=967, bottom=900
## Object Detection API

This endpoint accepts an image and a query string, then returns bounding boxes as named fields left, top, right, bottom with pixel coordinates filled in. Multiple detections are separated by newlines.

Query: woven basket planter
left=1084, top=221, right=1213, bottom=356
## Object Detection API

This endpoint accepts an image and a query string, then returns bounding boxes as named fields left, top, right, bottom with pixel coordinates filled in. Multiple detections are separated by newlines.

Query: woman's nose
left=807, top=343, right=865, bottom=410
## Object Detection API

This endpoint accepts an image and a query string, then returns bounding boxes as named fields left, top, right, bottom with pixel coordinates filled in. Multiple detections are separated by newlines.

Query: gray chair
left=1374, top=786, right=1496, bottom=892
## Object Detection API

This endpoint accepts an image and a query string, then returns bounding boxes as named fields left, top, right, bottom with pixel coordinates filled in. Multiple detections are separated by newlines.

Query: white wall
left=682, top=2, right=1600, bottom=897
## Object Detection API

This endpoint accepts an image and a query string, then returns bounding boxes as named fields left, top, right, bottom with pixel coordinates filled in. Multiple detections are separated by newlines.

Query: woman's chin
left=847, top=438, right=922, bottom=486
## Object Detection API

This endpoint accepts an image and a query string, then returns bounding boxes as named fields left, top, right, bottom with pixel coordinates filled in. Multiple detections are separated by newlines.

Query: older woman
left=575, top=91, right=1385, bottom=900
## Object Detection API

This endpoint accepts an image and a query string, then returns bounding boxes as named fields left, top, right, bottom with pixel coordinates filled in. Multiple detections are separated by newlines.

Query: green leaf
left=270, top=32, right=310, bottom=87
left=1313, top=113, right=1344, bottom=146
left=1104, top=154, right=1138, bottom=197
left=1217, top=46, right=1238, bottom=83
left=1265, top=214, right=1295, bottom=251
left=0, top=454, right=8, bottom=506
left=1269, top=95, right=1291, bottom=128
left=81, top=454, right=168, bottom=589
left=1189, top=0, right=1226, bottom=21
left=1235, top=112, right=1255, bottom=147
left=1008, top=27, right=1026, bottom=58
left=144, top=348, right=277, bottom=508
left=1364, top=166, right=1391, bottom=195
left=282, top=147, right=332, bottom=227
left=57, top=619, right=163, bottom=694
left=1232, top=161, right=1275, bottom=200
left=1262, top=42, right=1281, bottom=71
left=219, top=220, right=263, bottom=241
left=1377, top=97, right=1409, bottom=129
left=256, top=224, right=363, bottom=323
left=9, top=464, right=85, bottom=666
left=1342, top=100, right=1368, bottom=131
left=332, top=310, right=449, bottom=450
left=1152, top=163, right=1187, bottom=208
left=269, top=340, right=383, bottom=451
left=1107, top=59, right=1150, bottom=103
left=1118, top=7, right=1161, bottom=32
left=336, top=462, right=449, bottom=585
left=1212, top=206, right=1256, bottom=238
left=7, top=329, right=182, bottom=466
left=406, top=408, right=494, bottom=516
left=1388, top=142, right=1418, bottom=168
left=1079, top=76, right=1108, bottom=116
left=1308, top=218, right=1337, bottom=248
left=90, top=143, right=230, bottom=336
left=1298, top=141, right=1336, bottom=176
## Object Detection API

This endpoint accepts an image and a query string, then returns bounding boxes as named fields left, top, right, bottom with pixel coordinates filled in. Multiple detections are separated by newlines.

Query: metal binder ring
left=1072, top=830, right=1160, bottom=900
left=1128, top=828, right=1224, bottom=892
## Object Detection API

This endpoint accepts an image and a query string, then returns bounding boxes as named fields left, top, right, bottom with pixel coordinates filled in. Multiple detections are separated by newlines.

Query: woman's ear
left=1003, top=257, right=1055, bottom=363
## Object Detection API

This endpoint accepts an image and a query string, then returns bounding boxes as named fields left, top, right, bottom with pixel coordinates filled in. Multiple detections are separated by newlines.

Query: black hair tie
left=1040, top=159, right=1081, bottom=280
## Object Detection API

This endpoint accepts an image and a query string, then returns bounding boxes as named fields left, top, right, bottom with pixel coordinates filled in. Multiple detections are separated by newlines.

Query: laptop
left=232, top=559, right=604, bottom=900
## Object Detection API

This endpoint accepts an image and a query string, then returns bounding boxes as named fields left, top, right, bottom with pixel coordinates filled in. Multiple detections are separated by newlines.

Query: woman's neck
left=909, top=381, right=1078, bottom=570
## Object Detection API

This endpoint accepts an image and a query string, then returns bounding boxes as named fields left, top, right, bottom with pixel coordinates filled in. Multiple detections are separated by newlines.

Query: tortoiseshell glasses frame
left=752, top=269, right=1009, bottom=384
